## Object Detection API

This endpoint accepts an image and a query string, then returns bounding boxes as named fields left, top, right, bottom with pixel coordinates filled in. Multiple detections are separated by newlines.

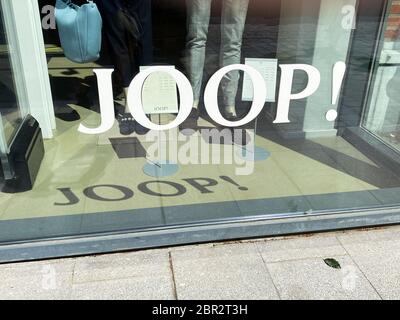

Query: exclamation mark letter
left=326, top=61, right=346, bottom=122
left=220, top=176, right=248, bottom=191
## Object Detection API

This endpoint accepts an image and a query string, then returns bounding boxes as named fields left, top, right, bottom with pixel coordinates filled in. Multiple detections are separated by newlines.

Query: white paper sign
left=140, top=66, right=179, bottom=115
left=242, top=58, right=278, bottom=103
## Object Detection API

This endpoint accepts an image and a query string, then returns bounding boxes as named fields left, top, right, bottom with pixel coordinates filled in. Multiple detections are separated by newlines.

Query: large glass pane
left=0, top=0, right=399, bottom=249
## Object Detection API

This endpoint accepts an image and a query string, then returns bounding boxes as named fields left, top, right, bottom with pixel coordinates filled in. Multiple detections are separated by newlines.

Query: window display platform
left=1, top=105, right=399, bottom=232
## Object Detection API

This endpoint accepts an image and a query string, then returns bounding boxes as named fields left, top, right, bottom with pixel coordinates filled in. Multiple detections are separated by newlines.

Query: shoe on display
left=117, top=113, right=135, bottom=136
left=224, top=112, right=239, bottom=122
left=135, top=121, right=151, bottom=135
left=179, top=108, right=199, bottom=135
left=190, top=107, right=200, bottom=120
left=224, top=106, right=239, bottom=122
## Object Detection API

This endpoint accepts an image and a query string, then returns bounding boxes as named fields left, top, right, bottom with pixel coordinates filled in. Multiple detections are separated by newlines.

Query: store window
left=0, top=0, right=399, bottom=261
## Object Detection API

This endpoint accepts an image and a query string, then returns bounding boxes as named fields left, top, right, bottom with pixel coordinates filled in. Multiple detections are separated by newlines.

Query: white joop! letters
left=78, top=69, right=116, bottom=135
left=274, top=64, right=321, bottom=124
left=128, top=66, right=193, bottom=131
left=204, top=64, right=267, bottom=127
left=78, top=63, right=340, bottom=134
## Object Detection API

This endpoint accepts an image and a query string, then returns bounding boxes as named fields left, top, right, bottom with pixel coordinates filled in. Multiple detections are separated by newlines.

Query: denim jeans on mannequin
left=97, top=0, right=153, bottom=88
left=185, top=0, right=249, bottom=109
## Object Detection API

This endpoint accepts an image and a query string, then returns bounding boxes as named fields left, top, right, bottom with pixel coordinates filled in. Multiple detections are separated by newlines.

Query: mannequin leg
left=97, top=0, right=136, bottom=134
left=185, top=0, right=212, bottom=109
left=122, top=0, right=153, bottom=135
left=135, top=0, right=154, bottom=66
left=97, top=0, right=135, bottom=91
left=220, top=0, right=249, bottom=117
left=125, top=0, right=154, bottom=67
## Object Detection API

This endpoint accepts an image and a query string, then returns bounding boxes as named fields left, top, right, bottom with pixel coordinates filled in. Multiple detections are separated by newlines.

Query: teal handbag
left=55, top=0, right=102, bottom=63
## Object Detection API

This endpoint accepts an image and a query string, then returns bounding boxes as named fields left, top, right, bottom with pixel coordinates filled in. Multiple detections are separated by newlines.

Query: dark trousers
left=97, top=0, right=153, bottom=87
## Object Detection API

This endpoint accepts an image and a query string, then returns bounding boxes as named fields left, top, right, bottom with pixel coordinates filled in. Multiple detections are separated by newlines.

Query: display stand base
left=236, top=146, right=270, bottom=162
left=143, top=160, right=179, bottom=178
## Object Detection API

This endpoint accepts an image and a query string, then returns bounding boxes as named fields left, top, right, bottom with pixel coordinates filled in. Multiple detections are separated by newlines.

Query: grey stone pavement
left=1, top=225, right=400, bottom=300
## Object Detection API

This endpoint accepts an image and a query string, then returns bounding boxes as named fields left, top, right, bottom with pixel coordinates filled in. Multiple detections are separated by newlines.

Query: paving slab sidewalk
left=1, top=225, right=400, bottom=300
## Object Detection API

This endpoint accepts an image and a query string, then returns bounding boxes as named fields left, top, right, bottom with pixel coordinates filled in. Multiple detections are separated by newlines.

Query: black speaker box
left=1, top=115, right=45, bottom=193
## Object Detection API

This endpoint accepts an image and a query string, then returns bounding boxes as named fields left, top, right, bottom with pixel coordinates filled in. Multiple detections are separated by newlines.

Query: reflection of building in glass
left=365, top=0, right=400, bottom=148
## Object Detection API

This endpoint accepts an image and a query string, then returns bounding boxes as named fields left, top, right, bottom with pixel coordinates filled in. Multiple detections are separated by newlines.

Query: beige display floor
left=1, top=104, right=398, bottom=221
